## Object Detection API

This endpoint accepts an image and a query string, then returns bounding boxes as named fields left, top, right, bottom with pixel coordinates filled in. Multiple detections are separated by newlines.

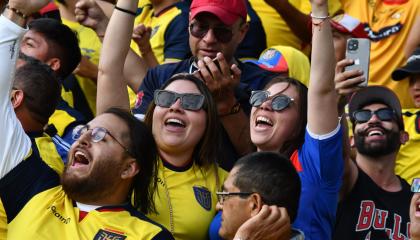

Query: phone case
left=344, top=38, right=371, bottom=87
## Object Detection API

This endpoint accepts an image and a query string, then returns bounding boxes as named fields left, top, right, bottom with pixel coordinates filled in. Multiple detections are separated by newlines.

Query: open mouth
left=72, top=150, right=90, bottom=167
left=255, top=116, right=273, bottom=127
left=165, top=118, right=186, bottom=128
left=367, top=130, right=384, bottom=137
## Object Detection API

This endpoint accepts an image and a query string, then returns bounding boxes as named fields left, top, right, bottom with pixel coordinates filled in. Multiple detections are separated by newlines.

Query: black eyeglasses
left=250, top=90, right=294, bottom=111
left=189, top=21, right=234, bottom=43
left=72, top=125, right=133, bottom=156
left=154, top=90, right=205, bottom=111
left=352, top=108, right=396, bottom=123
left=216, top=191, right=254, bottom=204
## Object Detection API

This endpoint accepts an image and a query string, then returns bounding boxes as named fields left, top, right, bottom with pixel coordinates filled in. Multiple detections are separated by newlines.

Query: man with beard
left=0, top=2, right=173, bottom=239
left=333, top=86, right=413, bottom=240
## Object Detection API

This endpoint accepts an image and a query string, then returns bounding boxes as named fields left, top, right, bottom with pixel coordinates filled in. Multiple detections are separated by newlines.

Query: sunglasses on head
left=250, top=90, right=294, bottom=111
left=154, top=90, right=205, bottom=111
left=352, top=108, right=396, bottom=123
left=189, top=21, right=234, bottom=43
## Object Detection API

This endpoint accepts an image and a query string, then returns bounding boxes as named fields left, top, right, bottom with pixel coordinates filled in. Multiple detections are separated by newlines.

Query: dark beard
left=61, top=160, right=122, bottom=203
left=354, top=126, right=401, bottom=158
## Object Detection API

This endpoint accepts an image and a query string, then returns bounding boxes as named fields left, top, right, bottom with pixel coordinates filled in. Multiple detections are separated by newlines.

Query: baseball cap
left=330, top=14, right=368, bottom=38
left=190, top=0, right=247, bottom=26
left=245, top=45, right=310, bottom=86
left=392, top=47, right=420, bottom=81
left=348, top=86, right=404, bottom=129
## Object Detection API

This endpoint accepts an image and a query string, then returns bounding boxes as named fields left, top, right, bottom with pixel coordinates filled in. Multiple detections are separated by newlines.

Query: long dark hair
left=264, top=76, right=308, bottom=157
left=104, top=107, right=158, bottom=214
left=144, top=73, right=223, bottom=169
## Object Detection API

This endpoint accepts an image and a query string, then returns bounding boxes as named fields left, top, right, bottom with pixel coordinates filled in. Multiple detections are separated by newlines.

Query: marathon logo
left=193, top=186, right=212, bottom=211
left=364, top=23, right=403, bottom=42
left=94, top=229, right=127, bottom=240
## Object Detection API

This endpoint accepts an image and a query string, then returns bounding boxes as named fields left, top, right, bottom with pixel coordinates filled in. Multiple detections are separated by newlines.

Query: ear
left=10, top=90, right=25, bottom=109
left=400, top=131, right=409, bottom=145
left=46, top=58, right=61, bottom=73
left=121, top=158, right=140, bottom=179
left=249, top=193, right=264, bottom=217
left=237, top=22, right=249, bottom=43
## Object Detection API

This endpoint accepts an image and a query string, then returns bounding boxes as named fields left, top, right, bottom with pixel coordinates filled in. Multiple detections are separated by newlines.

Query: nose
left=76, top=129, right=92, bottom=147
left=259, top=99, right=273, bottom=111
left=202, top=28, right=218, bottom=44
left=216, top=201, right=223, bottom=211
left=367, top=112, right=381, bottom=124
left=169, top=98, right=184, bottom=112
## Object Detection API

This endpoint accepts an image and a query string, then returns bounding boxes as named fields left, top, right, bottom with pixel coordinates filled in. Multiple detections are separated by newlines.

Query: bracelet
left=114, top=6, right=136, bottom=16
left=219, top=102, right=241, bottom=118
left=310, top=12, right=329, bottom=19
left=5, top=5, right=27, bottom=19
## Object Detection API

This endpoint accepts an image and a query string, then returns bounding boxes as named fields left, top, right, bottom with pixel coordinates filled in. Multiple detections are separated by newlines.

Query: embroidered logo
left=94, top=229, right=127, bottom=240
left=47, top=205, right=71, bottom=224
left=193, top=186, right=212, bottom=211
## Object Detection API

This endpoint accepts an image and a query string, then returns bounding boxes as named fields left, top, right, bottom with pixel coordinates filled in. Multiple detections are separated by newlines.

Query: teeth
left=74, top=151, right=89, bottom=164
left=165, top=118, right=185, bottom=127
left=256, top=116, right=273, bottom=126
left=368, top=130, right=384, bottom=136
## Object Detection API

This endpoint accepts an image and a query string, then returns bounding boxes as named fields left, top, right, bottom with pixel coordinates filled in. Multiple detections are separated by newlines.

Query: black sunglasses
left=189, top=21, right=234, bottom=43
left=154, top=90, right=205, bottom=111
left=250, top=90, right=294, bottom=111
left=72, top=125, right=133, bottom=156
left=352, top=108, right=396, bottom=123
left=216, top=191, right=254, bottom=204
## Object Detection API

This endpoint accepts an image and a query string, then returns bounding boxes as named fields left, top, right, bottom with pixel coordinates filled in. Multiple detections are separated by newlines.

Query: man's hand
left=195, top=52, right=241, bottom=115
left=334, top=59, right=365, bottom=96
left=410, top=193, right=420, bottom=239
left=75, top=0, right=109, bottom=37
left=234, top=205, right=291, bottom=240
left=7, top=0, right=49, bottom=16
left=74, top=56, right=99, bottom=81
left=132, top=24, right=153, bottom=55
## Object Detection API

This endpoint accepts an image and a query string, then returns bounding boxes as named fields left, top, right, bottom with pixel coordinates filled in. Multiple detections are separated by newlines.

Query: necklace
left=161, top=166, right=175, bottom=234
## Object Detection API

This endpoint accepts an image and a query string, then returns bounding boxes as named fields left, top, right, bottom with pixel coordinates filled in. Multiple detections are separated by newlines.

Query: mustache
left=356, top=124, right=392, bottom=137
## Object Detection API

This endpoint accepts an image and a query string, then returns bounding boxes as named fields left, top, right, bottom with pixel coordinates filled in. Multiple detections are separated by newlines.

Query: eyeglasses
left=72, top=125, right=133, bottom=156
left=154, top=90, right=205, bottom=111
left=216, top=191, right=254, bottom=204
left=352, top=108, right=396, bottom=123
left=189, top=21, right=234, bottom=43
left=250, top=90, right=294, bottom=111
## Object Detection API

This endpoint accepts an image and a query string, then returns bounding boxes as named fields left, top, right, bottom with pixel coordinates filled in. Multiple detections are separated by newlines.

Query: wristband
left=5, top=5, right=27, bottom=19
left=114, top=6, right=136, bottom=16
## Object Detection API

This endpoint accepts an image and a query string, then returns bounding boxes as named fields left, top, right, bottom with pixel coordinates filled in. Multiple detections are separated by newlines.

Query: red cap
left=330, top=14, right=369, bottom=39
left=190, top=0, right=247, bottom=26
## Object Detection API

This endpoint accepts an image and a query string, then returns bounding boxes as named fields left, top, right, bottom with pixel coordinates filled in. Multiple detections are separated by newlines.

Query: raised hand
left=334, top=59, right=365, bottom=97
left=195, top=52, right=241, bottom=115
left=132, top=24, right=153, bottom=55
left=234, top=205, right=291, bottom=240
left=75, top=0, right=109, bottom=37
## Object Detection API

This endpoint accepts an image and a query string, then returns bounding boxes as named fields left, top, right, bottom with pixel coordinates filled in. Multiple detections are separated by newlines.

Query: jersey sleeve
left=163, top=12, right=190, bottom=61
left=299, top=124, right=344, bottom=188
left=151, top=228, right=175, bottom=240
left=0, top=16, right=31, bottom=179
left=133, top=68, right=161, bottom=115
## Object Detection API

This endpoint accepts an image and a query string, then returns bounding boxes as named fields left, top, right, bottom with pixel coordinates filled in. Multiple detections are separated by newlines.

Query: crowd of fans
left=0, top=0, right=419, bottom=239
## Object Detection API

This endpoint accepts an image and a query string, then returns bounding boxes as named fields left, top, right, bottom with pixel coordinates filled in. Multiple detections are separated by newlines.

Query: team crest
left=94, top=229, right=127, bottom=240
left=193, top=186, right=212, bottom=211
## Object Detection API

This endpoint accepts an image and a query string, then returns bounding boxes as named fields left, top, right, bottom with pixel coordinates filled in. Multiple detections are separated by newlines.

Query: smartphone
left=412, top=178, right=420, bottom=193
left=344, top=38, right=371, bottom=87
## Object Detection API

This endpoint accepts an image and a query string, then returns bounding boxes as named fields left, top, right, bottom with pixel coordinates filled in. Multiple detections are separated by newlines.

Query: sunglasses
left=412, top=178, right=420, bottom=193
left=72, top=125, right=133, bottom=156
left=189, top=21, right=234, bottom=43
left=250, top=90, right=294, bottom=111
left=352, top=108, right=396, bottom=123
left=154, top=90, right=205, bottom=111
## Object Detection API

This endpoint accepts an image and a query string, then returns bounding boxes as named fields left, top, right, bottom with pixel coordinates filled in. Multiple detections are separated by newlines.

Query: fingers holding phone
left=335, top=58, right=366, bottom=96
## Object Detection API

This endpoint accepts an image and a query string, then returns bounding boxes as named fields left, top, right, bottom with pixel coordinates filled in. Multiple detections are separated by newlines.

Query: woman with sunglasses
left=211, top=0, right=344, bottom=239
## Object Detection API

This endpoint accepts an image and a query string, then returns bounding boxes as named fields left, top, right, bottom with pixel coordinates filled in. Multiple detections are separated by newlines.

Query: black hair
left=28, top=18, right=81, bottom=78
left=104, top=107, right=158, bottom=214
left=264, top=76, right=308, bottom=157
left=13, top=59, right=61, bottom=126
left=233, top=151, right=301, bottom=222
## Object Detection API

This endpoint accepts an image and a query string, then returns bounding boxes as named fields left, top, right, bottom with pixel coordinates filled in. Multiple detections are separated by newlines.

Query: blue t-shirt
left=209, top=125, right=343, bottom=240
